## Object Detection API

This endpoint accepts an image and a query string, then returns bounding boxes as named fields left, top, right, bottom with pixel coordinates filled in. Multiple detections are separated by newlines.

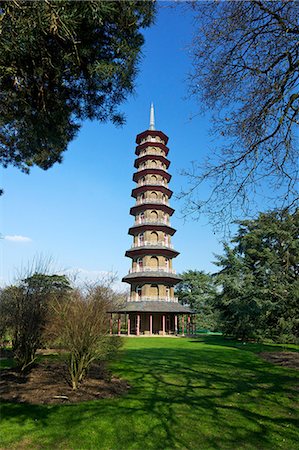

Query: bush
left=48, top=285, right=122, bottom=390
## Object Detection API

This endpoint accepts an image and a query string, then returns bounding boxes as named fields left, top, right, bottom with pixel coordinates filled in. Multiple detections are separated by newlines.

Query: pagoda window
left=150, top=256, right=159, bottom=269
left=151, top=160, right=157, bottom=168
left=136, top=285, right=142, bottom=298
left=150, top=231, right=158, bottom=243
left=166, top=286, right=170, bottom=299
left=150, top=210, right=158, bottom=221
left=165, top=258, right=169, bottom=269
left=137, top=258, right=143, bottom=270
left=138, top=233, right=144, bottom=245
left=150, top=174, right=157, bottom=183
left=151, top=191, right=158, bottom=200
left=150, top=284, right=159, bottom=297
left=140, top=212, right=145, bottom=223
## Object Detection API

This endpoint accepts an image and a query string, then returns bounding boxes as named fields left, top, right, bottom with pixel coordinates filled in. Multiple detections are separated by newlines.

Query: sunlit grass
left=1, top=336, right=298, bottom=449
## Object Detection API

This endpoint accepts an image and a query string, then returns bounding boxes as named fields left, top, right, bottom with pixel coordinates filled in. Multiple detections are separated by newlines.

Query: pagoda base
left=107, top=301, right=195, bottom=336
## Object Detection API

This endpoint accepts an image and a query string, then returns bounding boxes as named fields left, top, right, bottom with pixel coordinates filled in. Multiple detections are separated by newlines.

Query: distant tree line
left=177, top=209, right=299, bottom=343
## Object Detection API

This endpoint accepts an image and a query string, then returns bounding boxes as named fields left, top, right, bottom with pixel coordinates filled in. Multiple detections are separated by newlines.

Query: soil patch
left=0, top=361, right=129, bottom=404
left=259, top=351, right=299, bottom=370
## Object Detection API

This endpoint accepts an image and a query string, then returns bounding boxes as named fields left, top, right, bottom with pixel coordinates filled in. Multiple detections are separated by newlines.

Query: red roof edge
left=136, top=130, right=169, bottom=145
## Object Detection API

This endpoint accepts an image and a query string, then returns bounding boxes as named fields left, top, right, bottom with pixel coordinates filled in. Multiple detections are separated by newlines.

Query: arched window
left=137, top=257, right=143, bottom=270
left=150, top=231, right=158, bottom=243
left=151, top=160, right=157, bottom=168
left=164, top=233, right=168, bottom=245
left=150, top=210, right=158, bottom=222
left=136, top=285, right=142, bottom=298
left=165, top=258, right=169, bottom=269
left=150, top=256, right=159, bottom=269
left=150, top=284, right=159, bottom=297
left=138, top=233, right=144, bottom=245
left=151, top=191, right=158, bottom=200
left=150, top=174, right=157, bottom=184
left=140, top=212, right=145, bottom=223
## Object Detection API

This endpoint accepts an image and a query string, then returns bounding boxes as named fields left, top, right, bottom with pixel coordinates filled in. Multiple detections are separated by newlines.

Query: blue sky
left=1, top=3, right=225, bottom=288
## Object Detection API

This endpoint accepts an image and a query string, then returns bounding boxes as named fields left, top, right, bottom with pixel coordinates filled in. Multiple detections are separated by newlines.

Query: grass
left=0, top=336, right=298, bottom=449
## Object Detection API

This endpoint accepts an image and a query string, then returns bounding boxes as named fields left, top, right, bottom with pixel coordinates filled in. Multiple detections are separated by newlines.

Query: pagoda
left=110, top=105, right=194, bottom=335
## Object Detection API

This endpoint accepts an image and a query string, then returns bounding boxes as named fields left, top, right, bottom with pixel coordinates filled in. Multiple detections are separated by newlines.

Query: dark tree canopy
left=176, top=270, right=218, bottom=331
left=182, top=0, right=299, bottom=228
left=0, top=272, right=71, bottom=371
left=0, top=0, right=155, bottom=173
left=214, top=209, right=299, bottom=342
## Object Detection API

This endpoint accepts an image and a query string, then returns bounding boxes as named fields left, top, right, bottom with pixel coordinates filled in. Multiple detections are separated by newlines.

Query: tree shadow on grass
left=1, top=341, right=298, bottom=449
left=190, top=334, right=299, bottom=354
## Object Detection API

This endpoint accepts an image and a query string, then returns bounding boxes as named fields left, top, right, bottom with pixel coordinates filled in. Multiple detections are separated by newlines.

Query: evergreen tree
left=215, top=210, right=299, bottom=342
left=176, top=270, right=218, bottom=331
left=0, top=0, right=155, bottom=173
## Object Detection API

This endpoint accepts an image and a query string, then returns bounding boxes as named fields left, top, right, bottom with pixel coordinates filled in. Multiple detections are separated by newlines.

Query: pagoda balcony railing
left=137, top=165, right=168, bottom=172
left=139, top=151, right=164, bottom=157
left=136, top=199, right=169, bottom=206
left=131, top=241, right=174, bottom=249
left=140, top=137, right=162, bottom=144
left=134, top=219, right=170, bottom=226
left=129, top=266, right=176, bottom=274
left=128, top=296, right=179, bottom=303
left=138, top=180, right=167, bottom=187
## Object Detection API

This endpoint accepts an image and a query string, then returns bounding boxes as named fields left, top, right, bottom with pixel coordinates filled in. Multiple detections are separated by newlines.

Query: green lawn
left=1, top=336, right=298, bottom=449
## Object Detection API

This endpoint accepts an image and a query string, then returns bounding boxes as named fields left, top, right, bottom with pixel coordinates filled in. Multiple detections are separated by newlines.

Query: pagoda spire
left=149, top=102, right=155, bottom=130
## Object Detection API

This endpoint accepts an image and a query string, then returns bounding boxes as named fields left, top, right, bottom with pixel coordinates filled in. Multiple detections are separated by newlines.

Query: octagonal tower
left=122, top=104, right=182, bottom=302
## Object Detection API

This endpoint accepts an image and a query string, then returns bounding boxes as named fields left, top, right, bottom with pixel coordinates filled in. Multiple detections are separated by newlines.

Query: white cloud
left=4, top=235, right=32, bottom=243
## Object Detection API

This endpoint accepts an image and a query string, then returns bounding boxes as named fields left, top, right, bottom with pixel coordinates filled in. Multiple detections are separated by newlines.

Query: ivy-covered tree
left=0, top=0, right=155, bottom=173
left=214, top=209, right=299, bottom=342
left=0, top=273, right=71, bottom=371
left=176, top=270, right=218, bottom=331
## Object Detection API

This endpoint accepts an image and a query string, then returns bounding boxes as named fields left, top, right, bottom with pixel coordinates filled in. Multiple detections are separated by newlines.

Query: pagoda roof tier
left=132, top=185, right=173, bottom=199
left=134, top=154, right=170, bottom=169
left=128, top=222, right=176, bottom=236
left=125, top=245, right=179, bottom=258
left=108, top=301, right=194, bottom=314
left=130, top=203, right=175, bottom=216
left=122, top=271, right=182, bottom=284
left=136, top=130, right=169, bottom=145
left=133, top=168, right=171, bottom=183
left=135, top=141, right=169, bottom=157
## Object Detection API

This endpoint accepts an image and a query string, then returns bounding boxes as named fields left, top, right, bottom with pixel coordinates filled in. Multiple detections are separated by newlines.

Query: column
left=182, top=315, right=185, bottom=336
left=188, top=315, right=191, bottom=336
left=149, top=314, right=153, bottom=335
left=137, top=314, right=140, bottom=336
left=118, top=315, right=121, bottom=336
left=174, top=315, right=178, bottom=335
left=127, top=314, right=130, bottom=336
left=110, top=313, right=113, bottom=335
left=162, top=314, right=165, bottom=336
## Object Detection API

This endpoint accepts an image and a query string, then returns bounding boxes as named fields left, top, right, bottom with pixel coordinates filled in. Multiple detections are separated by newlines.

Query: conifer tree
left=215, top=209, right=299, bottom=342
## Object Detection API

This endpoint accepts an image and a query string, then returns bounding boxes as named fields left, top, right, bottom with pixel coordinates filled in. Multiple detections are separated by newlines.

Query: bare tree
left=181, top=0, right=299, bottom=230
left=48, top=283, right=122, bottom=390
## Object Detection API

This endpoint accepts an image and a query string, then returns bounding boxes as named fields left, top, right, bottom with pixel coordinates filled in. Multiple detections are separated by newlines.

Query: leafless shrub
left=48, top=283, right=122, bottom=390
